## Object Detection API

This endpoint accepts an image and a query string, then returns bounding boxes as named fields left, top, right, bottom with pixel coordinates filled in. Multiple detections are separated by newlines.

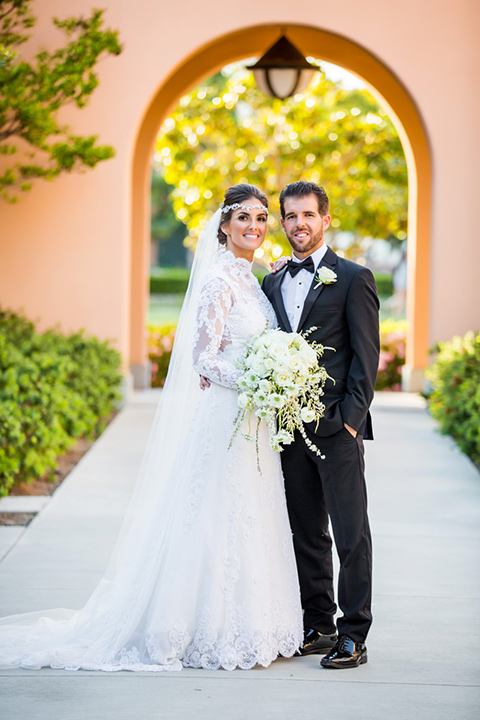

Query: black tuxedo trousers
left=262, top=248, right=379, bottom=642
left=281, top=427, right=372, bottom=641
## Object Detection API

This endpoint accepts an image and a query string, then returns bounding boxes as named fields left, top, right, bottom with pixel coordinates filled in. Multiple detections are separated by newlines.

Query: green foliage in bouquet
left=148, top=324, right=176, bottom=388
left=426, top=331, right=480, bottom=466
left=0, top=309, right=122, bottom=496
left=375, top=319, right=407, bottom=391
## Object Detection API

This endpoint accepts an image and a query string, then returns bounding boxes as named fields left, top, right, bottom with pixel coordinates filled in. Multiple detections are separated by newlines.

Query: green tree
left=155, top=64, right=407, bottom=261
left=151, top=173, right=188, bottom=266
left=0, top=0, right=122, bottom=201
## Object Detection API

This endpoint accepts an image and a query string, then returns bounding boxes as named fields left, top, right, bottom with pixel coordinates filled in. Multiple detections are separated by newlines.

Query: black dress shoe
left=320, top=635, right=367, bottom=668
left=296, top=628, right=338, bottom=656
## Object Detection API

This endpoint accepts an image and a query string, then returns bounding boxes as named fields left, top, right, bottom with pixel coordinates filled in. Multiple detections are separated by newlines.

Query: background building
left=0, top=0, right=478, bottom=390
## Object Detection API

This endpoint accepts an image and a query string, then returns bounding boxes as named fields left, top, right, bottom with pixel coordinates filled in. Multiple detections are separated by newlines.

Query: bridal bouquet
left=230, top=327, right=333, bottom=469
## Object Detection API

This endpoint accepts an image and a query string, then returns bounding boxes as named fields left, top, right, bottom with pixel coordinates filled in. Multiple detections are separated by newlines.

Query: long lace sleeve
left=192, top=276, right=241, bottom=390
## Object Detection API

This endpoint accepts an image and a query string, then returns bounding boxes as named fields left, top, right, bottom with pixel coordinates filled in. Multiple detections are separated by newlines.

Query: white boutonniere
left=314, top=267, right=337, bottom=289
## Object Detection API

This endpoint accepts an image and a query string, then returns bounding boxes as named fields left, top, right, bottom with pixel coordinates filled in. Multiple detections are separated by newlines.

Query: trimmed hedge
left=373, top=271, right=394, bottom=298
left=426, top=330, right=480, bottom=466
left=150, top=267, right=394, bottom=298
left=0, top=309, right=123, bottom=496
left=149, top=268, right=268, bottom=295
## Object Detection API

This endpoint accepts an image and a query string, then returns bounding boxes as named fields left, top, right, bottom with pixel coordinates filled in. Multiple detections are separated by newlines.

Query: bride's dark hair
left=218, top=184, right=268, bottom=245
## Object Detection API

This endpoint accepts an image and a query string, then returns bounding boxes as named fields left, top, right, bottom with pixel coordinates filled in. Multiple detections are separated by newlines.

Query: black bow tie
left=287, top=256, right=315, bottom=277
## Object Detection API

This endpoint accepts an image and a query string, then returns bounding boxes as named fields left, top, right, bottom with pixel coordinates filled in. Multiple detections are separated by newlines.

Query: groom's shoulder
left=336, top=255, right=374, bottom=282
left=261, top=271, right=274, bottom=295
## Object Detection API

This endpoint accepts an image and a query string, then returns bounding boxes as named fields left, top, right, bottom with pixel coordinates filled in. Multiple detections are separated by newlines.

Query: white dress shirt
left=281, top=244, right=328, bottom=331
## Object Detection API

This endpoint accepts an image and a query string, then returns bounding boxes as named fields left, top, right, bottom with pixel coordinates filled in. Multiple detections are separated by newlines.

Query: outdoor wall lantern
left=247, top=35, right=319, bottom=100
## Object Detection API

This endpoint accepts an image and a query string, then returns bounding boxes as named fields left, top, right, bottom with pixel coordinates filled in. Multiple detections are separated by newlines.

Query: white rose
left=300, top=407, right=316, bottom=423
left=315, top=267, right=337, bottom=285
left=250, top=358, right=268, bottom=377
left=302, top=345, right=318, bottom=366
left=258, top=379, right=272, bottom=393
left=274, top=370, right=294, bottom=387
left=272, top=330, right=291, bottom=345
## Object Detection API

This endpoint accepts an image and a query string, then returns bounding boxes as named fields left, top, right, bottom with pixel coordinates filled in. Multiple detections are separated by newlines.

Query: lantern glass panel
left=295, top=69, right=316, bottom=94
left=267, top=68, right=299, bottom=99
left=252, top=69, right=272, bottom=98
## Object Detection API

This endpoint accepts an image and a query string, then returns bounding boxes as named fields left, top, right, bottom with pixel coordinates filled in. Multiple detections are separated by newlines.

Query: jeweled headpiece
left=221, top=203, right=268, bottom=214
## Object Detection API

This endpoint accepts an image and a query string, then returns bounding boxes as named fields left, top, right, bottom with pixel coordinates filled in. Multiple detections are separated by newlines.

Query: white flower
left=274, top=369, right=295, bottom=387
left=275, top=430, right=294, bottom=445
left=253, top=390, right=268, bottom=406
left=270, top=343, right=288, bottom=359
left=268, top=393, right=286, bottom=409
left=314, top=267, right=337, bottom=289
left=258, top=379, right=271, bottom=393
left=245, top=371, right=259, bottom=387
left=301, top=407, right=316, bottom=423
left=287, top=354, right=308, bottom=374
left=304, top=345, right=318, bottom=365
left=249, top=361, right=266, bottom=378
left=237, top=377, right=250, bottom=391
left=255, top=407, right=268, bottom=419
left=238, top=393, right=250, bottom=409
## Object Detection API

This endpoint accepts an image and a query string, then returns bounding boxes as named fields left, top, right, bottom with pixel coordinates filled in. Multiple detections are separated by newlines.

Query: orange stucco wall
left=0, top=0, right=479, bottom=379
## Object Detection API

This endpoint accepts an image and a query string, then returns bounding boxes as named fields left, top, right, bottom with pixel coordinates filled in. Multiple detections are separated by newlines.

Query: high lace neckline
left=218, top=249, right=253, bottom=274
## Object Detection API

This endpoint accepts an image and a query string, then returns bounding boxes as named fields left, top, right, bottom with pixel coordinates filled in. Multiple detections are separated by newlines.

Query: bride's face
left=222, top=197, right=268, bottom=260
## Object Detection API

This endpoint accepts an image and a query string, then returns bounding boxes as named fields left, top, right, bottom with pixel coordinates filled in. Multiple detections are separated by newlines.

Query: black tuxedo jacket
left=262, top=247, right=380, bottom=439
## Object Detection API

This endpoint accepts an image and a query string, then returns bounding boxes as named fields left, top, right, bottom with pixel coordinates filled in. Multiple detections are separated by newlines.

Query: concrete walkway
left=1, top=392, right=479, bottom=720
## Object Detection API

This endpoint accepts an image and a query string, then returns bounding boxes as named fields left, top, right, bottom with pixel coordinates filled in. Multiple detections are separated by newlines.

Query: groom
left=262, top=181, right=379, bottom=669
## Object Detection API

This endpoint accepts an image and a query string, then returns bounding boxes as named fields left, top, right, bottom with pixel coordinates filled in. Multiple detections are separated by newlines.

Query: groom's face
left=281, top=194, right=331, bottom=259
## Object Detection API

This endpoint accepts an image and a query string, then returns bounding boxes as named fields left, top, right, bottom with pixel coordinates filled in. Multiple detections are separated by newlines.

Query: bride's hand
left=199, top=375, right=211, bottom=390
left=270, top=256, right=289, bottom=273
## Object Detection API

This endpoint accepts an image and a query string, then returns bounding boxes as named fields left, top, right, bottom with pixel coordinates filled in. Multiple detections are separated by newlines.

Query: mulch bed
left=0, top=439, right=93, bottom=527
left=0, top=512, right=37, bottom=526
left=8, top=437, right=93, bottom=497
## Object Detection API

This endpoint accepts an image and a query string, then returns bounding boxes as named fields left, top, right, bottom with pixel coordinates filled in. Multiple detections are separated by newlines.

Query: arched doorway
left=130, top=24, right=431, bottom=391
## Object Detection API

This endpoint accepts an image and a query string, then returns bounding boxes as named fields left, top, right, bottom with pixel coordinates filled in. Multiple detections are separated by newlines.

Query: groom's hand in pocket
left=344, top=423, right=357, bottom=438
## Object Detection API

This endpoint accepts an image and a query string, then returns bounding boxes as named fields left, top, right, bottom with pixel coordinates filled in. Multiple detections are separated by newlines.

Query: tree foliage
left=155, top=64, right=408, bottom=261
left=0, top=0, right=122, bottom=201
left=151, top=173, right=188, bottom=266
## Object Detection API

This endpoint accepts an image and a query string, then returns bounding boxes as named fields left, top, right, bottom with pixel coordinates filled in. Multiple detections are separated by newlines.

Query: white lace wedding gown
left=0, top=250, right=303, bottom=672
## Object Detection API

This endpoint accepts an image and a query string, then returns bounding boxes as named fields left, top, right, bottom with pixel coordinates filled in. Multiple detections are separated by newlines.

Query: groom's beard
left=286, top=227, right=324, bottom=255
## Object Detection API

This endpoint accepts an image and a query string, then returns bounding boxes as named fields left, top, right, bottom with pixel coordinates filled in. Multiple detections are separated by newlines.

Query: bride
left=0, top=184, right=303, bottom=672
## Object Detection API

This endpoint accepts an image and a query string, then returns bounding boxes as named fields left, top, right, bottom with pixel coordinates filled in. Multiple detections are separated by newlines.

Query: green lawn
left=148, top=294, right=185, bottom=325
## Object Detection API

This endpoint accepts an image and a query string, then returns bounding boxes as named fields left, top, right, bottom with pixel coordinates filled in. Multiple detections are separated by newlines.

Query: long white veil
left=0, top=209, right=224, bottom=670
left=108, top=207, right=223, bottom=560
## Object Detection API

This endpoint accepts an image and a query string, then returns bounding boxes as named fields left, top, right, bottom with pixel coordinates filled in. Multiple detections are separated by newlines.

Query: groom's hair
left=279, top=181, right=329, bottom=219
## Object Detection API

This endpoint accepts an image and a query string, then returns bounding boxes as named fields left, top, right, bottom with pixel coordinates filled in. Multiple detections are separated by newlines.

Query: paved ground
left=1, top=391, right=479, bottom=720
